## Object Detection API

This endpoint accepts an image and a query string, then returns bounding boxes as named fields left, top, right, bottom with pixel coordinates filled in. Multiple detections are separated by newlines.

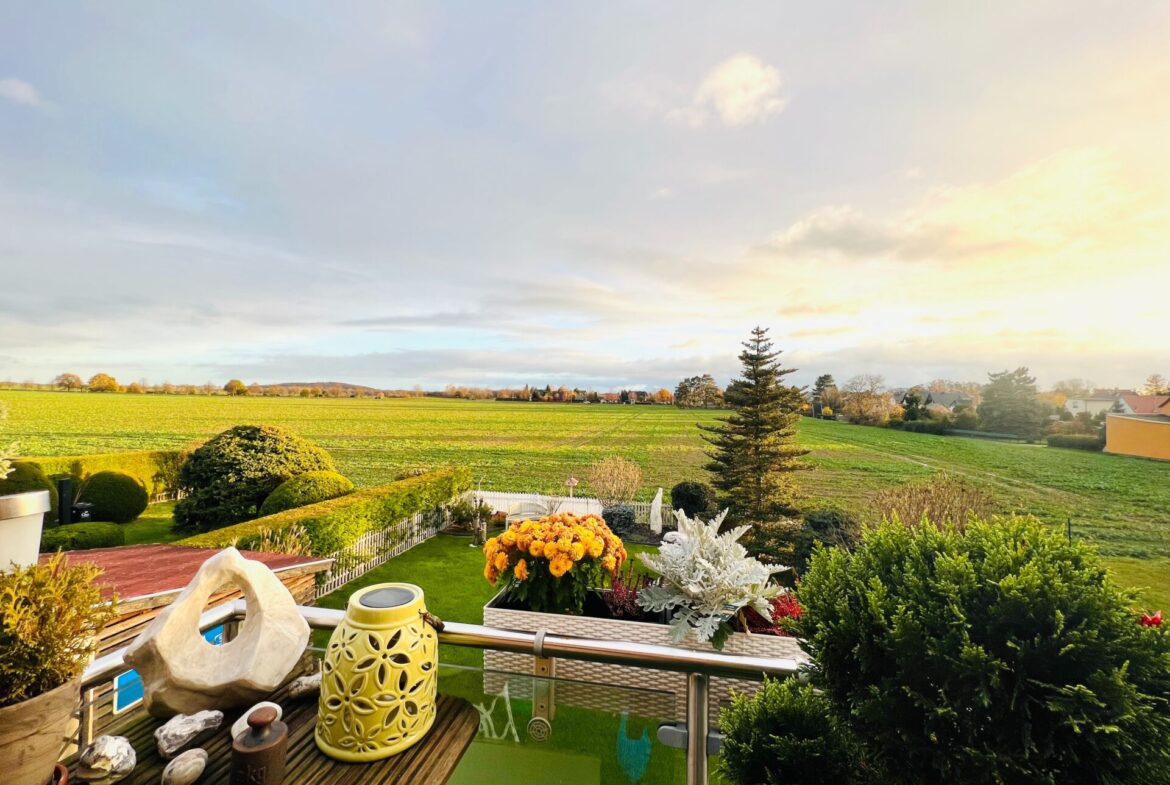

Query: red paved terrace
left=39, top=544, right=331, bottom=602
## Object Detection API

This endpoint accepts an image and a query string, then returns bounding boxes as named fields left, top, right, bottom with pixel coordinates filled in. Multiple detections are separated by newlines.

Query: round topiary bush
left=173, top=425, right=336, bottom=532
left=795, top=516, right=1170, bottom=784
left=718, top=677, right=861, bottom=785
left=670, top=481, right=714, bottom=518
left=40, top=522, right=125, bottom=552
left=601, top=504, right=636, bottom=535
left=259, top=470, right=355, bottom=516
left=79, top=471, right=148, bottom=524
left=0, top=461, right=58, bottom=522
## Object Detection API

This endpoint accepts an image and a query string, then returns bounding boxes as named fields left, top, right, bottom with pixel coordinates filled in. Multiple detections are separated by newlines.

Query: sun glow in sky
left=1, top=3, right=1168, bottom=390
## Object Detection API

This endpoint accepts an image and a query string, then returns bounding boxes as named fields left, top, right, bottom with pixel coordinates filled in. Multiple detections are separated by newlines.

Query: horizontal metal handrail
left=83, top=600, right=802, bottom=689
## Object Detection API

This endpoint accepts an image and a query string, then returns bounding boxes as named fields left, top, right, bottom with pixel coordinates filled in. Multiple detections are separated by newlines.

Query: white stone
left=154, top=709, right=223, bottom=758
left=160, top=749, right=207, bottom=785
left=125, top=547, right=311, bottom=717
left=287, top=671, right=321, bottom=699
left=77, top=735, right=136, bottom=784
left=230, top=701, right=282, bottom=741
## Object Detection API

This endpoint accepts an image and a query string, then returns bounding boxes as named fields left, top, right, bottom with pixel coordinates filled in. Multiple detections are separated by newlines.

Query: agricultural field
left=4, top=390, right=1168, bottom=604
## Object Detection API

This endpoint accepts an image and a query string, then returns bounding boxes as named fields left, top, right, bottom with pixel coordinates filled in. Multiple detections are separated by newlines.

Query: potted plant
left=482, top=510, right=805, bottom=721
left=0, top=553, right=116, bottom=785
left=0, top=402, right=53, bottom=570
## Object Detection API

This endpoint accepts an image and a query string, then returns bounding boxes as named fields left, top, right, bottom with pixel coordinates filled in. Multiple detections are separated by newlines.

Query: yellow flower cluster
left=483, top=513, right=627, bottom=585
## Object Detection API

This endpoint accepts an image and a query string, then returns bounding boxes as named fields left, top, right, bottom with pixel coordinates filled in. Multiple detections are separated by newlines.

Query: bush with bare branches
left=871, top=473, right=998, bottom=529
left=584, top=456, right=643, bottom=506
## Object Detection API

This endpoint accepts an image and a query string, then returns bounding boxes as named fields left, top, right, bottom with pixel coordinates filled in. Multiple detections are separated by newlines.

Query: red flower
left=1139, top=610, right=1163, bottom=627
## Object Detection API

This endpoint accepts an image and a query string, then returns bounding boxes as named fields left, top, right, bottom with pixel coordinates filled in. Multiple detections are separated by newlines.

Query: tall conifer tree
left=700, top=326, right=808, bottom=521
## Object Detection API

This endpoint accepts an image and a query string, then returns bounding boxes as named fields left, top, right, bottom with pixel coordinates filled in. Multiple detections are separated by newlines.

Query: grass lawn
left=121, top=501, right=183, bottom=545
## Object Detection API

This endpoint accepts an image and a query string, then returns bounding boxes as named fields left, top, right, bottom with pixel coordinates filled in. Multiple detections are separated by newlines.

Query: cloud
left=607, top=54, right=786, bottom=129
left=686, top=54, right=786, bottom=127
left=0, top=77, right=45, bottom=109
left=650, top=187, right=673, bottom=200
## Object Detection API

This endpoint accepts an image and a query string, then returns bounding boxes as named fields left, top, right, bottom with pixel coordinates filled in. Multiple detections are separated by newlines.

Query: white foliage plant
left=637, top=508, right=783, bottom=649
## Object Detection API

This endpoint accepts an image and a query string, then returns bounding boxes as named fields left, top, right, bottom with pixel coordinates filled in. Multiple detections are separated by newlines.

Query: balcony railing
left=81, top=600, right=802, bottom=785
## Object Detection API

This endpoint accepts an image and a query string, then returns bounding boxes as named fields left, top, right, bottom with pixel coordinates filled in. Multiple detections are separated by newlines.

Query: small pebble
left=155, top=709, right=223, bottom=759
left=77, top=735, right=136, bottom=784
left=288, top=671, right=321, bottom=699
left=160, top=749, right=207, bottom=785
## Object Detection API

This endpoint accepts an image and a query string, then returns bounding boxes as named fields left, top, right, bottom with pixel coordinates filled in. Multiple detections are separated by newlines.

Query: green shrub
left=27, top=450, right=185, bottom=498
left=670, top=481, right=714, bottom=517
left=0, top=552, right=117, bottom=706
left=180, top=467, right=472, bottom=555
left=0, top=462, right=57, bottom=525
left=39, top=522, right=125, bottom=552
left=173, top=425, right=336, bottom=532
left=601, top=504, right=636, bottom=535
left=719, top=678, right=861, bottom=785
left=795, top=516, right=1170, bottom=784
left=1046, top=433, right=1105, bottom=451
left=900, top=418, right=949, bottom=435
left=792, top=507, right=860, bottom=573
left=259, top=470, right=354, bottom=516
left=78, top=471, right=148, bottom=523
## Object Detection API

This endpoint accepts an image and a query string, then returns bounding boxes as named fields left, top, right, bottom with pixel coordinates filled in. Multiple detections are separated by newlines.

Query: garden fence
left=471, top=489, right=673, bottom=531
left=316, top=509, right=447, bottom=597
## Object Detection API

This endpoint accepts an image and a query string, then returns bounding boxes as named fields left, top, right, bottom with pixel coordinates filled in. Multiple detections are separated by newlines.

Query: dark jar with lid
left=231, top=706, right=288, bottom=785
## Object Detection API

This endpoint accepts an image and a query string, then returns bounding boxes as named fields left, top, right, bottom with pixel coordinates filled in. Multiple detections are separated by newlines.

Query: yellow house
left=1105, top=397, right=1170, bottom=461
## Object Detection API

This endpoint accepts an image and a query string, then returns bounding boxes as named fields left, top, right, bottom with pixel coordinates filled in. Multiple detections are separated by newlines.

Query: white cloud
left=650, top=186, right=674, bottom=200
left=607, top=54, right=786, bottom=129
left=677, top=54, right=786, bottom=127
left=0, top=77, right=45, bottom=108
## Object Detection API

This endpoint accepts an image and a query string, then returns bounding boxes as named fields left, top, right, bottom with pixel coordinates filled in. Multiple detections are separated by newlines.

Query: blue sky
left=2, top=2, right=1168, bottom=390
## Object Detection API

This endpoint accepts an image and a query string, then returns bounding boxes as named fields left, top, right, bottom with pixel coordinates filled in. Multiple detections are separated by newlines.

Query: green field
left=5, top=390, right=1168, bottom=605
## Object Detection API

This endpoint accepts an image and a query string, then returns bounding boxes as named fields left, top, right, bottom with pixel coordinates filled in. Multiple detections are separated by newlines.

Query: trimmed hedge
left=0, top=450, right=183, bottom=523
left=173, top=426, right=335, bottom=532
left=40, top=522, right=125, bottom=552
left=670, top=481, right=714, bottom=517
left=179, top=467, right=472, bottom=556
left=899, top=419, right=950, bottom=435
left=602, top=504, right=636, bottom=535
left=1046, top=433, right=1105, bottom=451
left=259, top=470, right=355, bottom=516
left=79, top=471, right=149, bottom=524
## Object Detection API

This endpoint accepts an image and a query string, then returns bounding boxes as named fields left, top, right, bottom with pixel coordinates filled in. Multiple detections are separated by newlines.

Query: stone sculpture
left=160, top=749, right=207, bottom=785
left=155, top=709, right=222, bottom=758
left=125, top=548, right=310, bottom=717
left=77, top=736, right=136, bottom=784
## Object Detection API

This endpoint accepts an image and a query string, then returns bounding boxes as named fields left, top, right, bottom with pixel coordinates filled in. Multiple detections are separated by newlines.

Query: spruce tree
left=700, top=326, right=809, bottom=523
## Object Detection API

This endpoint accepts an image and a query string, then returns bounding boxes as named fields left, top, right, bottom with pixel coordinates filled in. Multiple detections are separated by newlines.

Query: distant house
left=1106, top=398, right=1170, bottom=461
left=930, top=392, right=974, bottom=411
left=1065, top=396, right=1120, bottom=417
left=1117, top=394, right=1170, bottom=415
left=600, top=392, right=622, bottom=403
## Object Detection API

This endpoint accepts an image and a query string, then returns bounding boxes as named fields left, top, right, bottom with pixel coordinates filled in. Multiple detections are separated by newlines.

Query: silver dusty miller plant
left=637, top=509, right=782, bottom=650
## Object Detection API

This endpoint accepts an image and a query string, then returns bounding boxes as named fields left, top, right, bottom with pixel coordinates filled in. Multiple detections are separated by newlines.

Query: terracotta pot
left=52, top=765, right=68, bottom=785
left=0, top=678, right=81, bottom=785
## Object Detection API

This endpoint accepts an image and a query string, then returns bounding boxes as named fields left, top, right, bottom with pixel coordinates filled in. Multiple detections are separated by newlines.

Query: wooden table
left=69, top=679, right=480, bottom=785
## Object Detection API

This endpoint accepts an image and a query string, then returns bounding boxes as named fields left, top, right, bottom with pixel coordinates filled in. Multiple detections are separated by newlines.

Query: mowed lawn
left=6, top=390, right=1169, bottom=605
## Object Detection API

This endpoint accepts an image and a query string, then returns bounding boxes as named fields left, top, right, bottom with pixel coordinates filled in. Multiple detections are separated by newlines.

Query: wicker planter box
left=483, top=591, right=806, bottom=722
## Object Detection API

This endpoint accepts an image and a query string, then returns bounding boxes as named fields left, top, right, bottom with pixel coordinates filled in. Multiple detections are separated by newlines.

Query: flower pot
left=0, top=678, right=81, bottom=785
left=0, top=490, right=52, bottom=571
left=482, top=591, right=806, bottom=722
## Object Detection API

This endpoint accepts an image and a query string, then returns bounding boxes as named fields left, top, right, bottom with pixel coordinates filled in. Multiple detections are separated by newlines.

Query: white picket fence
left=473, top=489, right=672, bottom=531
left=316, top=509, right=446, bottom=596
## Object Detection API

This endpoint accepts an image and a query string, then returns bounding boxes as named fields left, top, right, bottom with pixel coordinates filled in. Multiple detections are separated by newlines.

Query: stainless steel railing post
left=685, top=672, right=709, bottom=785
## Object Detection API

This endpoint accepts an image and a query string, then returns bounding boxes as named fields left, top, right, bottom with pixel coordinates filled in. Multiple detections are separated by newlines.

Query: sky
left=1, top=2, right=1168, bottom=392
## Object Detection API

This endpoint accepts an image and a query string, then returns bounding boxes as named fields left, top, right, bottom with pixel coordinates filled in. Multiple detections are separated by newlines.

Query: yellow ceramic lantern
left=315, top=583, right=438, bottom=761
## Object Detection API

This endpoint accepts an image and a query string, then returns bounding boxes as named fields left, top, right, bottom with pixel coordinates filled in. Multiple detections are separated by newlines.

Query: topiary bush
left=791, top=507, right=860, bottom=573
left=718, top=677, right=862, bottom=785
left=0, top=461, right=58, bottom=524
left=794, top=516, right=1170, bottom=785
left=40, top=522, right=125, bottom=552
left=670, top=481, right=714, bottom=517
left=601, top=504, right=636, bottom=535
left=259, top=470, right=354, bottom=516
left=173, top=425, right=335, bottom=532
left=1046, top=433, right=1105, bottom=451
left=78, top=471, right=148, bottom=523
